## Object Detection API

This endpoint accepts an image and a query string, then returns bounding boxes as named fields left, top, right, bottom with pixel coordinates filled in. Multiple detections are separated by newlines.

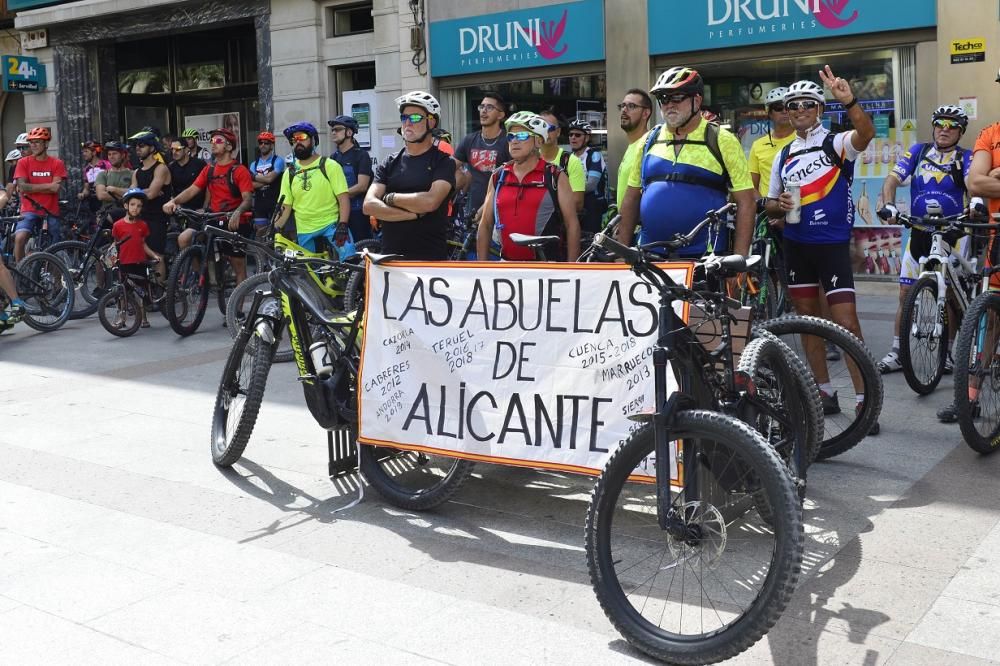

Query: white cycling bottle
left=784, top=176, right=801, bottom=224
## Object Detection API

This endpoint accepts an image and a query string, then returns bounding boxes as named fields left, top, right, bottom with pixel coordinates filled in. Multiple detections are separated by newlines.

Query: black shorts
left=783, top=238, right=855, bottom=305
left=146, top=218, right=168, bottom=254
left=120, top=262, right=151, bottom=281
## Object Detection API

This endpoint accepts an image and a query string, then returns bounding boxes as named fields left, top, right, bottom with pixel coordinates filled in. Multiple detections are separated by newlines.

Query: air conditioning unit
left=23, top=29, right=48, bottom=50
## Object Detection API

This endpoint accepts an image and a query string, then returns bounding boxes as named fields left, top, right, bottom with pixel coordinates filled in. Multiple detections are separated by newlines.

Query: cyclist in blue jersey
left=876, top=106, right=971, bottom=382
left=765, top=67, right=876, bottom=429
left=618, top=66, right=756, bottom=258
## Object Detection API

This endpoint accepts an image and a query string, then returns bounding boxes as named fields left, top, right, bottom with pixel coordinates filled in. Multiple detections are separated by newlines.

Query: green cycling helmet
left=181, top=128, right=199, bottom=139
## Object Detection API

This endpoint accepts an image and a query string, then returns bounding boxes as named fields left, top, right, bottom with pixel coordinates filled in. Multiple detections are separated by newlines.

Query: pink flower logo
left=534, top=10, right=569, bottom=60
left=816, top=0, right=859, bottom=29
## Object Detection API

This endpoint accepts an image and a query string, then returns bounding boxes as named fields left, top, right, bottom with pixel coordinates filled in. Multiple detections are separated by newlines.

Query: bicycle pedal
left=297, top=374, right=319, bottom=382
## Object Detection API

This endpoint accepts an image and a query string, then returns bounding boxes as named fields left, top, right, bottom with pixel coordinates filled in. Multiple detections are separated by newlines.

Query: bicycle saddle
left=509, top=233, right=560, bottom=248
left=364, top=251, right=403, bottom=265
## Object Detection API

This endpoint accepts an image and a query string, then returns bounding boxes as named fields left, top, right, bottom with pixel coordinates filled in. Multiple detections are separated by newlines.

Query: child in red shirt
left=111, top=189, right=162, bottom=328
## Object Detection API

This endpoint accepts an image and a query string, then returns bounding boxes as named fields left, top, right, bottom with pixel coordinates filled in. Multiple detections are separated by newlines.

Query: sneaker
left=944, top=355, right=954, bottom=374
left=826, top=342, right=841, bottom=362
left=878, top=349, right=902, bottom=374
left=939, top=401, right=980, bottom=423
left=7, top=300, right=26, bottom=324
left=820, top=390, right=841, bottom=415
left=857, top=403, right=880, bottom=435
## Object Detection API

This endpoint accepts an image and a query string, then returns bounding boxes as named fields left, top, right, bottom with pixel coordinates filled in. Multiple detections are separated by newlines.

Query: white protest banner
left=358, top=261, right=693, bottom=478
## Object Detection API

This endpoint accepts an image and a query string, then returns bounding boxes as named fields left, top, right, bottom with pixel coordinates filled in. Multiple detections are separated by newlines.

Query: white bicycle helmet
left=932, top=104, right=969, bottom=131
left=14, top=132, right=28, bottom=147
left=5, top=149, right=20, bottom=162
left=504, top=111, right=549, bottom=139
left=395, top=90, right=441, bottom=116
left=784, top=80, right=825, bottom=104
left=568, top=119, right=593, bottom=134
left=764, top=87, right=788, bottom=106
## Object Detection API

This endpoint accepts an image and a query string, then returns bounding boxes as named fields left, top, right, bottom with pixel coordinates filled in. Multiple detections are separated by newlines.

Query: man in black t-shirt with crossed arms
left=364, top=91, right=456, bottom=260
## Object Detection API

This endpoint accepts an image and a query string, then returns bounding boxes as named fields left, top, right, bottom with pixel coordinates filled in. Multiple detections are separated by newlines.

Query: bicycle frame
left=913, top=228, right=979, bottom=338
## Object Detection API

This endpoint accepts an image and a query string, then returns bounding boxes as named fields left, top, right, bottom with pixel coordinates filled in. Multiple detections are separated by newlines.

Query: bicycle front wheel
left=899, top=275, right=948, bottom=395
left=97, top=286, right=141, bottom=337
left=211, top=330, right=275, bottom=466
left=226, top=273, right=293, bottom=363
left=15, top=251, right=74, bottom=332
left=954, top=291, right=1000, bottom=454
left=166, top=245, right=209, bottom=336
left=586, top=411, right=802, bottom=665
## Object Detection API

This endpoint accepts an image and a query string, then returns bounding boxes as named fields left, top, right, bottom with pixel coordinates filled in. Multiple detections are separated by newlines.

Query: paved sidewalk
left=1, top=289, right=1000, bottom=664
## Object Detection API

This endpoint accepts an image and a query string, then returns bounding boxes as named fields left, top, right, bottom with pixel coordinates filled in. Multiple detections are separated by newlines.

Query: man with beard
left=167, top=137, right=206, bottom=210
left=275, top=122, right=350, bottom=254
left=129, top=130, right=172, bottom=281
left=164, top=128, right=254, bottom=287
left=615, top=89, right=653, bottom=210
left=454, top=92, right=510, bottom=220
left=364, top=91, right=456, bottom=260
left=618, top=66, right=755, bottom=259
left=328, top=115, right=373, bottom=242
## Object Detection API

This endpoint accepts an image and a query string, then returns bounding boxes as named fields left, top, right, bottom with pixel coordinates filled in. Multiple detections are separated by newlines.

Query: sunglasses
left=258, top=140, right=273, bottom=145
left=617, top=102, right=649, bottom=112
left=785, top=100, right=820, bottom=111
left=933, top=118, right=962, bottom=130
left=568, top=132, right=586, bottom=139
left=290, top=131, right=311, bottom=142
left=507, top=131, right=534, bottom=142
left=210, top=136, right=228, bottom=144
left=656, top=93, right=690, bottom=105
left=329, top=126, right=346, bottom=132
left=547, top=124, right=558, bottom=132
left=478, top=104, right=499, bottom=113
left=400, top=113, right=427, bottom=125
left=768, top=103, right=785, bottom=112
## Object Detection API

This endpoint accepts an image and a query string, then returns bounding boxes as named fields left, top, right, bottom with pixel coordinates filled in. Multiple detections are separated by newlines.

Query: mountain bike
left=46, top=224, right=112, bottom=319
left=211, top=241, right=473, bottom=510
left=586, top=230, right=803, bottom=664
left=894, top=207, right=989, bottom=395
left=0, top=217, right=74, bottom=332
left=96, top=235, right=165, bottom=337
left=164, top=209, right=264, bottom=336
left=738, top=210, right=790, bottom=319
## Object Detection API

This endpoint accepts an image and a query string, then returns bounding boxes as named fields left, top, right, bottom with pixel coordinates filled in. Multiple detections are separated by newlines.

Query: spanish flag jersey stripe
left=801, top=167, right=841, bottom=206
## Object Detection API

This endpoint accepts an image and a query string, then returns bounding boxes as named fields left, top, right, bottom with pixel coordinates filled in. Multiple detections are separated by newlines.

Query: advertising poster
left=358, top=261, right=694, bottom=479
left=183, top=112, right=241, bottom=161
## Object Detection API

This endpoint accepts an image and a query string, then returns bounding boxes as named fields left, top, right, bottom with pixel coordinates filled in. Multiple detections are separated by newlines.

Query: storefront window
left=444, top=73, right=608, bottom=152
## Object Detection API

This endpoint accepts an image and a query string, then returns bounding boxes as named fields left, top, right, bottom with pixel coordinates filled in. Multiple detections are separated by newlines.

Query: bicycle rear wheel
left=586, top=411, right=802, bottom=664
left=165, top=245, right=208, bottom=336
left=954, top=292, right=1000, bottom=454
left=756, top=315, right=882, bottom=460
left=15, top=251, right=74, bottom=332
left=359, top=445, right=475, bottom=511
left=47, top=240, right=101, bottom=319
left=211, top=330, right=275, bottom=466
left=898, top=275, right=948, bottom=395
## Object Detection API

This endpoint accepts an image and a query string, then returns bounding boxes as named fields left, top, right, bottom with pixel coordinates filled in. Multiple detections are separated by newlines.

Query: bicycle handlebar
left=637, top=203, right=737, bottom=252
left=895, top=211, right=1000, bottom=232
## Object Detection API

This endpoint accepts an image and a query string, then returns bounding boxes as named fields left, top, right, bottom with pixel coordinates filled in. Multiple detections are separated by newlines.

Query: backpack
left=285, top=156, right=331, bottom=185
left=380, top=145, right=448, bottom=180
left=208, top=163, right=247, bottom=201
left=490, top=160, right=565, bottom=259
left=585, top=147, right=610, bottom=203
left=641, top=122, right=731, bottom=193
left=776, top=132, right=845, bottom=186
left=912, top=143, right=967, bottom=194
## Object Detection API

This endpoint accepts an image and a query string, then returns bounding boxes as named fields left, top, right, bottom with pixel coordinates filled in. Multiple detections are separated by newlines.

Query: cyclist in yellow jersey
left=616, top=89, right=653, bottom=209
left=538, top=109, right=585, bottom=213
left=619, top=66, right=755, bottom=258
left=748, top=87, right=794, bottom=201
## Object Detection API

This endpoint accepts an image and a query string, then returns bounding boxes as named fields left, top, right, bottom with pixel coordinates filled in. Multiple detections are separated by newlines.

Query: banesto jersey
left=768, top=125, right=861, bottom=244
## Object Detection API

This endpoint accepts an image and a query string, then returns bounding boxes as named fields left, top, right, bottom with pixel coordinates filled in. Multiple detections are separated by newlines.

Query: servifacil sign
left=648, top=0, right=936, bottom=55
left=429, top=0, right=605, bottom=77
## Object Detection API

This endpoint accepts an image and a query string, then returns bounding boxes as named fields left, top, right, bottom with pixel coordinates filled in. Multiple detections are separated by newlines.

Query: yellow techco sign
left=951, top=38, right=985, bottom=64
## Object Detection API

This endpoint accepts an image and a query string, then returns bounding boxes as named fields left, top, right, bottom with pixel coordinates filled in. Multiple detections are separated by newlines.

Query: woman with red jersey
left=477, top=111, right=581, bottom=261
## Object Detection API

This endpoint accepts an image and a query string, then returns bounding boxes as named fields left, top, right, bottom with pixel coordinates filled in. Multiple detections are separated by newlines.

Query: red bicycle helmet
left=257, top=131, right=276, bottom=143
left=209, top=128, right=237, bottom=147
left=26, top=127, right=51, bottom=142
